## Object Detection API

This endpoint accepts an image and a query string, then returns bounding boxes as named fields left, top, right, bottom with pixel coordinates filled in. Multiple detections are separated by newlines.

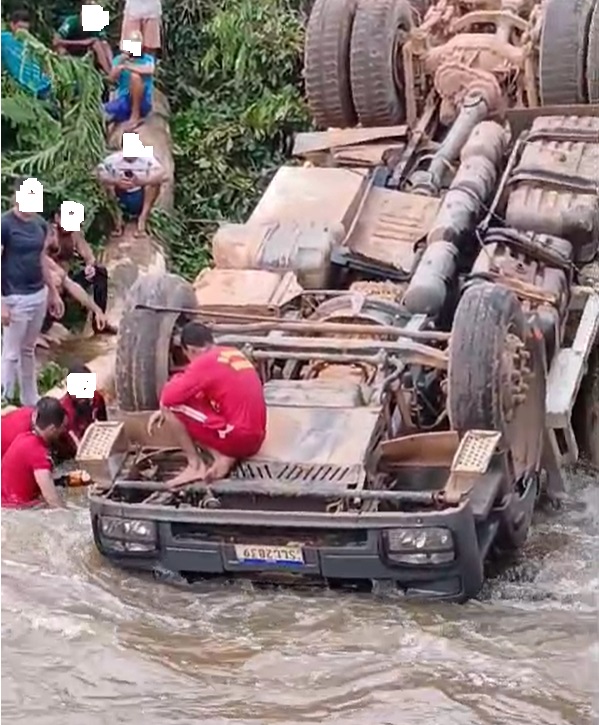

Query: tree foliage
left=1, top=28, right=114, bottom=245
left=157, top=0, right=310, bottom=279
left=1, top=0, right=310, bottom=277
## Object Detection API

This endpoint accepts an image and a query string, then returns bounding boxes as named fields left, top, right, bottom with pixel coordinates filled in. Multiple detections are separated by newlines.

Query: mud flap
left=545, top=292, right=599, bottom=465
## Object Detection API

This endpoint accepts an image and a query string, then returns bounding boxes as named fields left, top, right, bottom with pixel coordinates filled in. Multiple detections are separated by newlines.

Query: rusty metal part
left=303, top=361, right=374, bottom=385
left=504, top=115, right=599, bottom=264
left=135, top=303, right=451, bottom=342
left=404, top=119, right=508, bottom=315
left=193, top=269, right=303, bottom=318
left=348, top=280, right=407, bottom=302
left=397, top=0, right=540, bottom=126
left=109, top=477, right=459, bottom=507
left=213, top=332, right=448, bottom=370
left=344, top=188, right=441, bottom=274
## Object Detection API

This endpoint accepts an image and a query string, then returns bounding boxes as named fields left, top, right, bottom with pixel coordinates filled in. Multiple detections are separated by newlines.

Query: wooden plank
left=293, top=126, right=408, bottom=156
left=332, top=143, right=406, bottom=166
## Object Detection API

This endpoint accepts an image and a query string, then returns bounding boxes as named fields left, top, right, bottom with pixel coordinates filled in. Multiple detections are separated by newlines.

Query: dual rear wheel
left=304, top=0, right=414, bottom=128
left=305, top=0, right=599, bottom=129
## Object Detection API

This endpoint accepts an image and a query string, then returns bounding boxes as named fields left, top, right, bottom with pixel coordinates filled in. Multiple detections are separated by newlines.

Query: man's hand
left=147, top=409, right=165, bottom=436
left=1, top=303, right=10, bottom=326
left=84, top=264, right=96, bottom=280
left=93, top=310, right=107, bottom=331
left=48, top=291, right=65, bottom=319
left=116, top=178, right=135, bottom=192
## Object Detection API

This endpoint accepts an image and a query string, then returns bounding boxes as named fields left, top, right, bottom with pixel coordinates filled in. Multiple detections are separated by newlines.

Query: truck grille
left=234, top=460, right=365, bottom=486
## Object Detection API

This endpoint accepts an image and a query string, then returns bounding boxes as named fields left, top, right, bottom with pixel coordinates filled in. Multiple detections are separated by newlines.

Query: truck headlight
left=383, top=527, right=454, bottom=565
left=102, top=539, right=156, bottom=554
left=99, top=516, right=157, bottom=543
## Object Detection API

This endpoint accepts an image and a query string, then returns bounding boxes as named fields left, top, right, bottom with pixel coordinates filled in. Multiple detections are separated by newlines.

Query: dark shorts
left=116, top=188, right=144, bottom=217
left=103, top=94, right=152, bottom=123
left=170, top=402, right=265, bottom=459
left=67, top=46, right=89, bottom=57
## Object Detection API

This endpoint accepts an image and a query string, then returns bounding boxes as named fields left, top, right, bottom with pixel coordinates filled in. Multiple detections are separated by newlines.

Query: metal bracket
left=545, top=292, right=599, bottom=464
left=443, top=430, right=502, bottom=504
left=76, top=422, right=129, bottom=486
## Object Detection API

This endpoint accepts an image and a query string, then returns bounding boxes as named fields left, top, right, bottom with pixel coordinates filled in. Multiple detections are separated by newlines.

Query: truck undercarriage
left=81, top=0, right=599, bottom=602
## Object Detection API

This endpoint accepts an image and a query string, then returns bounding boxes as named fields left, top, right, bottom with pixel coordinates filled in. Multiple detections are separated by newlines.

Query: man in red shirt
left=1, top=397, right=68, bottom=508
left=148, top=321, right=267, bottom=486
left=54, top=363, right=108, bottom=460
left=1, top=404, right=34, bottom=458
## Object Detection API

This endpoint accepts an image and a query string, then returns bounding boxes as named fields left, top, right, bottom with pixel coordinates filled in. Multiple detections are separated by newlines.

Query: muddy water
left=2, top=469, right=597, bottom=725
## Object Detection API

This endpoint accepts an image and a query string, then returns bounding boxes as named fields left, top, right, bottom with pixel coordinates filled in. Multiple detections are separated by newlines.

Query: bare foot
left=113, top=221, right=124, bottom=237
left=134, top=222, right=147, bottom=238
left=122, top=116, right=142, bottom=132
left=205, top=453, right=235, bottom=481
left=166, top=460, right=207, bottom=489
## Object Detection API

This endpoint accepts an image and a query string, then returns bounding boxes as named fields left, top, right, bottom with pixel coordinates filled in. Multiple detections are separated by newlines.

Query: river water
left=2, top=467, right=597, bottom=725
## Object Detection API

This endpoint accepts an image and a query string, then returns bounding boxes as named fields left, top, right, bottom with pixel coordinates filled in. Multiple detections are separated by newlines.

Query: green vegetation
left=1, top=361, right=68, bottom=407
left=154, top=0, right=310, bottom=278
left=1, top=0, right=310, bottom=279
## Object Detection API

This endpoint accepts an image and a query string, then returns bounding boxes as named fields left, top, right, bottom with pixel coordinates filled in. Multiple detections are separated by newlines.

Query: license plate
left=234, top=543, right=304, bottom=566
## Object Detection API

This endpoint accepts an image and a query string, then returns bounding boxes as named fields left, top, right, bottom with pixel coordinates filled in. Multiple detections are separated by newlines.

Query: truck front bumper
left=89, top=496, right=498, bottom=603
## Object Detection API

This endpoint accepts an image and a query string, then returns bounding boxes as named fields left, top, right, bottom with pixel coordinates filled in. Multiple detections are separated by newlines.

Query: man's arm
left=62, top=275, right=104, bottom=320
left=95, top=159, right=132, bottom=191
left=160, top=358, right=211, bottom=408
left=41, top=227, right=65, bottom=318
left=135, top=163, right=167, bottom=187
left=53, top=33, right=93, bottom=49
left=108, top=56, right=125, bottom=83
left=34, top=469, right=65, bottom=508
left=95, top=161, right=117, bottom=186
left=122, top=58, right=155, bottom=76
left=72, top=230, right=95, bottom=266
left=53, top=17, right=93, bottom=49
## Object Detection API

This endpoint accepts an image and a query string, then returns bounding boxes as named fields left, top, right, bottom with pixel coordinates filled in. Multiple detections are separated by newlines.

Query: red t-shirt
left=160, top=345, right=267, bottom=435
left=1, top=406, right=34, bottom=458
left=60, top=391, right=107, bottom=440
left=1, top=431, right=53, bottom=508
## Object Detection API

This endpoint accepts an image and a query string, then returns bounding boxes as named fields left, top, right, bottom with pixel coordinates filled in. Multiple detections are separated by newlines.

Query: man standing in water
left=1, top=397, right=68, bottom=508
left=147, top=322, right=267, bottom=486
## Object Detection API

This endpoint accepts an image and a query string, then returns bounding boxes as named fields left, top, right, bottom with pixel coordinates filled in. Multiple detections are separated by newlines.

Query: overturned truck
left=80, top=0, right=599, bottom=601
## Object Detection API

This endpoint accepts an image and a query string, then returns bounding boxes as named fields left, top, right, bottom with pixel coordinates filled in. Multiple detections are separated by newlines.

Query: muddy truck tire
left=304, top=0, right=358, bottom=129
left=448, top=282, right=546, bottom=481
left=539, top=0, right=595, bottom=105
left=587, top=0, right=599, bottom=103
left=349, top=0, right=412, bottom=127
left=115, top=273, right=198, bottom=411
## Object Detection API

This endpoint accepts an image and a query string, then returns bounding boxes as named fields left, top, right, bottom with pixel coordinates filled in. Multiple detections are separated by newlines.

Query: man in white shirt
left=95, top=139, right=166, bottom=237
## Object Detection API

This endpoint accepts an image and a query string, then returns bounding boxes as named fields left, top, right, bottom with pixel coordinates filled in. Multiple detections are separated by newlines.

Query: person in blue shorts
left=96, top=137, right=166, bottom=237
left=1, top=10, right=51, bottom=98
left=104, top=30, right=154, bottom=131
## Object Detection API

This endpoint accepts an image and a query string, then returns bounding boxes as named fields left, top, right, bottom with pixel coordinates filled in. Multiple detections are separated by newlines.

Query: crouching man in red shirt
left=53, top=363, right=108, bottom=461
left=147, top=321, right=267, bottom=486
left=1, top=397, right=68, bottom=508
